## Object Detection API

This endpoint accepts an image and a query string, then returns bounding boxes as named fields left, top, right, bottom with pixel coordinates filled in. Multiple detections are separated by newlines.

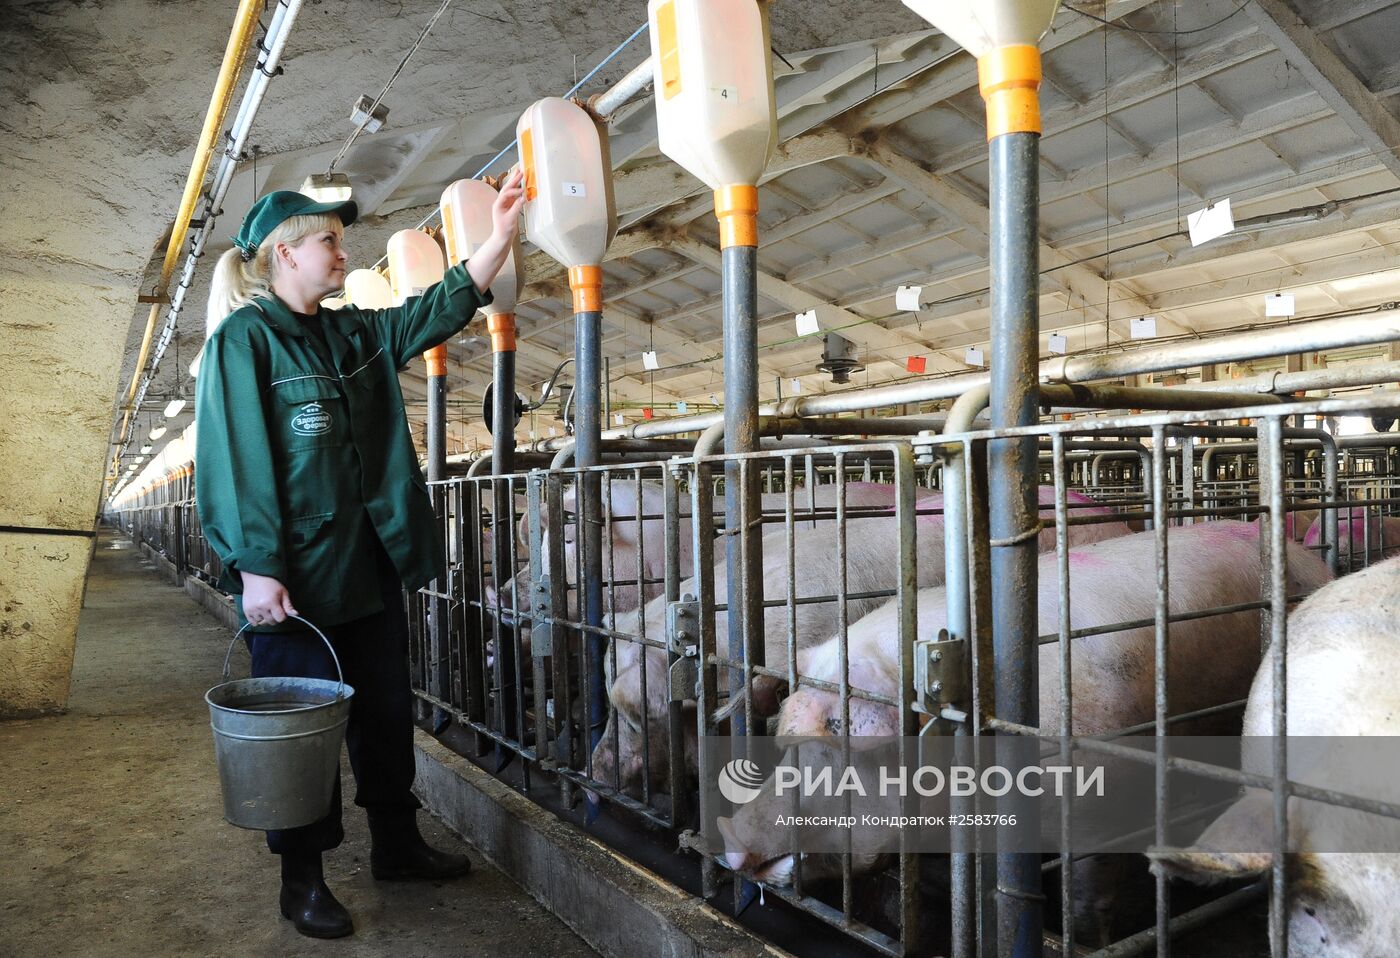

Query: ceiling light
left=149, top=426, right=167, bottom=441
left=301, top=172, right=353, bottom=202
left=350, top=94, right=389, bottom=134
left=140, top=445, right=153, bottom=454
left=164, top=399, right=187, bottom=418
left=133, top=456, right=145, bottom=464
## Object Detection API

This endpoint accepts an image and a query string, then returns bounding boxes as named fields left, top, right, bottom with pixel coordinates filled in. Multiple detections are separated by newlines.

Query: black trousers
left=246, top=559, right=420, bottom=855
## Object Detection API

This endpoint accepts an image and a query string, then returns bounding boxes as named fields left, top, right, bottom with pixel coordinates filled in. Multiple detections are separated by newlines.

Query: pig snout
left=716, top=816, right=797, bottom=885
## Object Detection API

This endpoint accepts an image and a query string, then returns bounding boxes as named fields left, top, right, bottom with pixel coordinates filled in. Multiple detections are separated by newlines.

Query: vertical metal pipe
left=1151, top=426, right=1171, bottom=958
left=722, top=243, right=764, bottom=734
left=488, top=334, right=519, bottom=740
left=575, top=306, right=607, bottom=750
left=987, top=130, right=1043, bottom=956
left=1261, top=416, right=1290, bottom=958
left=426, top=348, right=450, bottom=716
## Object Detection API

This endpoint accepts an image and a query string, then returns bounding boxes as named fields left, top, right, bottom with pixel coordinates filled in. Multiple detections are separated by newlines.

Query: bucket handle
left=223, top=615, right=346, bottom=700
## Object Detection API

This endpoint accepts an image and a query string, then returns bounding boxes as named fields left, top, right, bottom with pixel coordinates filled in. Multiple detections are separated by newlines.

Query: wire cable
left=1064, top=1, right=1254, bottom=36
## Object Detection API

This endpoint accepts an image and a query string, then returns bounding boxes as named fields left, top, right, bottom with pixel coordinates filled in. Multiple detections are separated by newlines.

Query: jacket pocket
left=271, top=376, right=347, bottom=450
left=284, top=512, right=341, bottom=603
left=341, top=346, right=386, bottom=394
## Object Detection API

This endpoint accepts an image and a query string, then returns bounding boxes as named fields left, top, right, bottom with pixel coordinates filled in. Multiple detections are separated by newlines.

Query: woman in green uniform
left=196, top=170, right=524, bottom=938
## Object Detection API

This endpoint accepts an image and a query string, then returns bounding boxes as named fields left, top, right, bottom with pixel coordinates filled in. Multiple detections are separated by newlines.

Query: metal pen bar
left=1262, top=416, right=1291, bottom=958
left=1150, top=426, right=1170, bottom=958
left=1052, top=432, right=1076, bottom=957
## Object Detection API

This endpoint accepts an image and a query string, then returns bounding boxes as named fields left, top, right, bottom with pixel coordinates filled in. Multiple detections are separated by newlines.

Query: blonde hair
left=206, top=212, right=344, bottom=337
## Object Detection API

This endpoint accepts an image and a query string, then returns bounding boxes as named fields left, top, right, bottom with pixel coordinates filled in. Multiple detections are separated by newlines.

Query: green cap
left=232, top=190, right=358, bottom=261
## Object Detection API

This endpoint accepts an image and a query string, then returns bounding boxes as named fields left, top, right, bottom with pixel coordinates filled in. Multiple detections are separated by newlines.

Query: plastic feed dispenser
left=343, top=268, right=393, bottom=310
left=900, top=0, right=1060, bottom=57
left=440, top=178, right=524, bottom=315
left=516, top=97, right=617, bottom=270
left=647, top=0, right=776, bottom=191
left=386, top=230, right=446, bottom=307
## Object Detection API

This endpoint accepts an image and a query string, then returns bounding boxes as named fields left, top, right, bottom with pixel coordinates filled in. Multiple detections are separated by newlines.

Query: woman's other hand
left=241, top=571, right=299, bottom=626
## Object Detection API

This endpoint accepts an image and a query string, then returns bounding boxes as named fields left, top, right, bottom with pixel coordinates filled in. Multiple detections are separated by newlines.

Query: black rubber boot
left=279, top=851, right=353, bottom=939
left=368, top=811, right=473, bottom=882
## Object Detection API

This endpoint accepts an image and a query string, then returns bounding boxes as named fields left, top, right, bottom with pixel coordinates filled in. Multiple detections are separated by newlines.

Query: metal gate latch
left=667, top=594, right=700, bottom=702
left=529, top=575, right=553, bottom=657
left=913, top=631, right=968, bottom=717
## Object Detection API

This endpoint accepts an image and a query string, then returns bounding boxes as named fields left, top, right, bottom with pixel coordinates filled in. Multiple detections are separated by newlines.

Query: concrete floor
left=0, top=530, right=598, bottom=958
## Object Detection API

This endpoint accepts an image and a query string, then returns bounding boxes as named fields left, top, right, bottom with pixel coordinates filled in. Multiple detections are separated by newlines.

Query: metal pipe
left=121, top=0, right=262, bottom=408
left=1176, top=360, right=1400, bottom=396
left=575, top=308, right=607, bottom=751
left=987, top=129, right=1043, bottom=957
left=111, top=0, right=301, bottom=483
left=426, top=348, right=449, bottom=713
left=489, top=318, right=519, bottom=742
left=585, top=311, right=1400, bottom=446
left=721, top=241, right=764, bottom=736
left=588, top=56, right=655, bottom=118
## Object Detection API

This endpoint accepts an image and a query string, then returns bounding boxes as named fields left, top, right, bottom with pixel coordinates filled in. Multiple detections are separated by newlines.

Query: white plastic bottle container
left=647, top=0, right=776, bottom=191
left=901, top=0, right=1060, bottom=57
left=343, top=268, right=393, bottom=309
left=440, top=178, right=524, bottom=314
left=386, top=229, right=446, bottom=306
left=516, top=97, right=617, bottom=269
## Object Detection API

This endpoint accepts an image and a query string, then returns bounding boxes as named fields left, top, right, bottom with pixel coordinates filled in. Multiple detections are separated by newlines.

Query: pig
left=1149, top=553, right=1400, bottom=957
left=1303, top=510, right=1400, bottom=571
left=490, top=481, right=930, bottom=626
left=485, top=482, right=936, bottom=668
left=716, top=522, right=1332, bottom=943
left=592, top=488, right=1134, bottom=800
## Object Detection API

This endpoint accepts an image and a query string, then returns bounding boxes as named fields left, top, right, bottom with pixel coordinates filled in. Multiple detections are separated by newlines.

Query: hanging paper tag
left=789, top=378, right=801, bottom=394
left=676, top=400, right=688, bottom=414
left=1265, top=293, right=1295, bottom=317
left=795, top=310, right=820, bottom=336
left=1187, top=198, right=1234, bottom=246
left=964, top=347, right=984, bottom=367
left=614, top=412, right=625, bottom=425
left=642, top=350, right=660, bottom=370
left=906, top=355, right=927, bottom=374
left=895, top=285, right=923, bottom=312
left=1048, top=333, right=1067, bottom=355
left=1130, top=316, right=1158, bottom=339
left=642, top=408, right=654, bottom=420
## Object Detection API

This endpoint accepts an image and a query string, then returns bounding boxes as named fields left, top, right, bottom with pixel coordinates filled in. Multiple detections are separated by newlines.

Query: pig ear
left=1148, top=790, right=1275, bottom=885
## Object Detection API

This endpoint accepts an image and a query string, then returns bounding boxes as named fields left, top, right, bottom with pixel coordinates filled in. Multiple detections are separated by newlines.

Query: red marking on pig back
left=1067, top=551, right=1107, bottom=568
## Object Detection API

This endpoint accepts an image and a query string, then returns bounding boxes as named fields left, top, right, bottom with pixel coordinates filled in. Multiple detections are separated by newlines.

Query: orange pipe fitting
left=977, top=44, right=1043, bottom=140
left=424, top=345, right=448, bottom=377
left=568, top=265, right=603, bottom=314
left=487, top=313, right=517, bottom=352
left=714, top=184, right=759, bottom=249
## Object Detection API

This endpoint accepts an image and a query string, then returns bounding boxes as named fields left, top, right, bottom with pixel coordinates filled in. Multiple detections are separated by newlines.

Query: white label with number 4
left=562, top=181, right=586, bottom=198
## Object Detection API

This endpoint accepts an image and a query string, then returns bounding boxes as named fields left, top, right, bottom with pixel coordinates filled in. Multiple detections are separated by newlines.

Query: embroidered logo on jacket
left=292, top=402, right=332, bottom=436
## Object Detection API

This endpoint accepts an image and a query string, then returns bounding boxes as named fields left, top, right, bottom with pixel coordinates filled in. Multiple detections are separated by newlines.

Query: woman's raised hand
left=491, top=167, right=526, bottom=240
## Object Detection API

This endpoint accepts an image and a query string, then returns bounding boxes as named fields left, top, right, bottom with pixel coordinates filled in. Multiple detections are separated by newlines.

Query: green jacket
left=194, top=262, right=492, bottom=630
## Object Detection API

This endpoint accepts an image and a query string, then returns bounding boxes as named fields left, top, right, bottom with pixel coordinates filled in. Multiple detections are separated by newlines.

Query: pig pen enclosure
left=106, top=374, right=1400, bottom=957
left=389, top=380, right=1400, bottom=958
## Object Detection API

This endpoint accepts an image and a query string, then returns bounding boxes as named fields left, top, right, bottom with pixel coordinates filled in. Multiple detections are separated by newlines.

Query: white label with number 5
left=562, top=181, right=586, bottom=198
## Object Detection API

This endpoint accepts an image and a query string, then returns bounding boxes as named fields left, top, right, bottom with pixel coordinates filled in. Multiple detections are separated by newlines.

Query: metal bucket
left=205, top=616, right=354, bottom=830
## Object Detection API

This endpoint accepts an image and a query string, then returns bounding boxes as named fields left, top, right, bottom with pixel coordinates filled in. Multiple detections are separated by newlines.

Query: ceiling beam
left=858, top=137, right=1193, bottom=335
left=1144, top=240, right=1400, bottom=311
left=1246, top=0, right=1400, bottom=182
